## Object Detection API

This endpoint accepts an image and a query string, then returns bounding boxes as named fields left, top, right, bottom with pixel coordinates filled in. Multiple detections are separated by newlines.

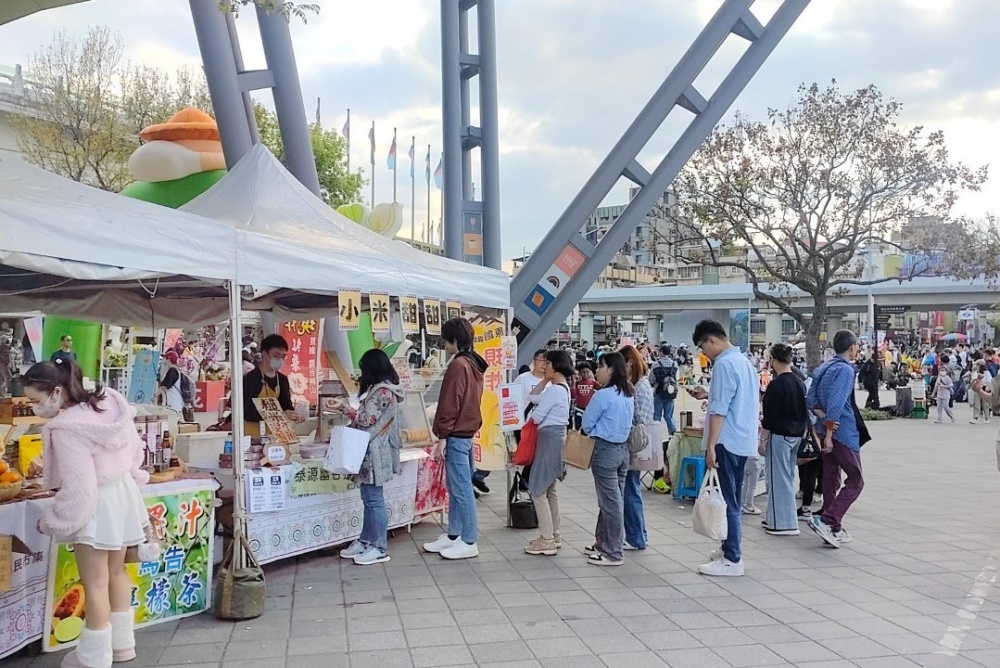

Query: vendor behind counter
left=243, top=334, right=298, bottom=437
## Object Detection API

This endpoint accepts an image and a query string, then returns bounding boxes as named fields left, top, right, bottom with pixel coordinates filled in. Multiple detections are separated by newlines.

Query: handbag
left=562, top=429, right=596, bottom=469
left=125, top=513, right=163, bottom=563
left=797, top=427, right=820, bottom=463
left=508, top=471, right=538, bottom=529
left=632, top=422, right=664, bottom=472
left=691, top=469, right=728, bottom=541
left=213, top=529, right=266, bottom=620
left=323, top=424, right=371, bottom=475
left=512, top=420, right=537, bottom=466
left=627, top=422, right=649, bottom=455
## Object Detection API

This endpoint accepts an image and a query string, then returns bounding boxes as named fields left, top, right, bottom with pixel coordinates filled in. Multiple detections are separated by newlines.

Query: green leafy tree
left=220, top=1, right=319, bottom=22
left=253, top=103, right=364, bottom=207
left=671, top=82, right=988, bottom=369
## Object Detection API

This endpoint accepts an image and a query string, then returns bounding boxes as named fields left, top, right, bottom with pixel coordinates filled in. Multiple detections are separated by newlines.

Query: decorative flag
left=387, top=135, right=397, bottom=170
left=369, top=293, right=391, bottom=333
left=315, top=97, right=321, bottom=125
left=425, top=147, right=431, bottom=182
left=338, top=288, right=362, bottom=331
left=368, top=124, right=375, bottom=165
left=400, top=295, right=420, bottom=334
left=424, top=299, right=442, bottom=336
left=342, top=115, right=350, bottom=140
left=433, top=156, right=443, bottom=189
left=408, top=139, right=415, bottom=178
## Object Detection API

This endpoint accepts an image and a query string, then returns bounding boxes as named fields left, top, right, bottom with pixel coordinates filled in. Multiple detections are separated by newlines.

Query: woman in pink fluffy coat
left=23, top=359, right=149, bottom=668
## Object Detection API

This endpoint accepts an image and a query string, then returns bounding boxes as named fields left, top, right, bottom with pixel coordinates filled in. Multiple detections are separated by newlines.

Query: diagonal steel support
left=510, top=0, right=810, bottom=363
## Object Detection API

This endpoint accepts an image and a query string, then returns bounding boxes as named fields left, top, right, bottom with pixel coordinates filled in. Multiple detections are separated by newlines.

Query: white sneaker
left=440, top=541, right=479, bottom=560
left=808, top=516, right=840, bottom=548
left=339, top=540, right=367, bottom=559
left=834, top=529, right=852, bottom=544
left=708, top=547, right=723, bottom=562
left=353, top=546, right=390, bottom=565
left=698, top=557, right=744, bottom=577
left=765, top=527, right=801, bottom=536
left=423, top=534, right=459, bottom=553
left=741, top=505, right=761, bottom=515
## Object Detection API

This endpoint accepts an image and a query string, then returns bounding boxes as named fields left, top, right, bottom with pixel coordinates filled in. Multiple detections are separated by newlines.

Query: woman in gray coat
left=336, top=349, right=405, bottom=565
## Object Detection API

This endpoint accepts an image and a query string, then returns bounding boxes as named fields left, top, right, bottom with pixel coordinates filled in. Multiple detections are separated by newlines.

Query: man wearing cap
left=157, top=350, right=186, bottom=413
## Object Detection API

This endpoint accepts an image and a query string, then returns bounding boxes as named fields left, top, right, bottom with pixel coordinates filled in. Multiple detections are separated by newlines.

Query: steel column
left=441, top=0, right=465, bottom=261
left=477, top=0, right=502, bottom=269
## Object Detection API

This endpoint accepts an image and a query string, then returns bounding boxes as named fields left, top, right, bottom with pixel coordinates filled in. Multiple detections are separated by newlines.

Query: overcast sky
left=1, top=0, right=996, bottom=262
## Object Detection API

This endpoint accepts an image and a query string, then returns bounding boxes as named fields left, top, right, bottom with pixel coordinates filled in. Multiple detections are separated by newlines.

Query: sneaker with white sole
left=698, top=557, right=744, bottom=577
left=797, top=507, right=813, bottom=521
left=525, top=537, right=557, bottom=556
left=587, top=553, right=623, bottom=567
left=423, top=534, right=459, bottom=553
left=765, top=527, right=801, bottom=536
left=339, top=540, right=367, bottom=559
left=623, top=542, right=642, bottom=550
left=584, top=544, right=598, bottom=554
left=742, top=505, right=761, bottom=515
left=353, top=546, right=390, bottom=565
left=834, top=529, right=852, bottom=544
left=440, top=541, right=479, bottom=560
left=808, top=516, right=840, bottom=548
left=709, top=547, right=723, bottom=562
left=553, top=534, right=562, bottom=549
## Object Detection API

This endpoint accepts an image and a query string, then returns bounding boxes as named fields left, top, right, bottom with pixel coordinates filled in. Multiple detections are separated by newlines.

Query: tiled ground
left=10, top=390, right=1000, bottom=667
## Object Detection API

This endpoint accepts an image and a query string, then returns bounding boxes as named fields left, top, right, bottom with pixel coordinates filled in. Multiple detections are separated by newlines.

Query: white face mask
left=32, top=388, right=63, bottom=418
left=268, top=357, right=284, bottom=372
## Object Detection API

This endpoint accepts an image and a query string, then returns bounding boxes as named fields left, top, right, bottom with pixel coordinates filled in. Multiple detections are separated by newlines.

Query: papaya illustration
left=53, top=583, right=85, bottom=620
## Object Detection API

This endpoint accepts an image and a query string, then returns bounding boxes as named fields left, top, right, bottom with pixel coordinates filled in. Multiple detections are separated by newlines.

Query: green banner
left=45, top=487, right=214, bottom=650
left=290, top=461, right=355, bottom=496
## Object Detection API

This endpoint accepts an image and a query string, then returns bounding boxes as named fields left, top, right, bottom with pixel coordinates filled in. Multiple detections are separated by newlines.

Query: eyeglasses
left=696, top=337, right=708, bottom=348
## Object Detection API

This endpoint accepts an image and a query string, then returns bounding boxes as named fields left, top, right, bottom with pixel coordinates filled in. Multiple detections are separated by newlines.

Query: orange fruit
left=0, top=460, right=8, bottom=474
left=0, top=471, right=20, bottom=484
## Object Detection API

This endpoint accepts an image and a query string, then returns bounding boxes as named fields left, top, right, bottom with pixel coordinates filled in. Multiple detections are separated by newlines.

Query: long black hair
left=598, top=352, right=633, bottom=397
left=22, top=359, right=105, bottom=412
left=357, top=349, right=400, bottom=396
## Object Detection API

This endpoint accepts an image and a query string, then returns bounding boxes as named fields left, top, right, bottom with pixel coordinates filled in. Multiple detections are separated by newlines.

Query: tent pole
left=227, top=280, right=247, bottom=570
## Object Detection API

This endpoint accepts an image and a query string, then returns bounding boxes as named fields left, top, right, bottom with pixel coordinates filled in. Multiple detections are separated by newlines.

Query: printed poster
left=498, top=383, right=526, bottom=432
left=253, top=397, right=299, bottom=448
left=446, top=300, right=462, bottom=322
left=424, top=299, right=442, bottom=336
left=246, top=468, right=286, bottom=513
left=369, top=293, right=391, bottom=333
left=280, top=320, right=322, bottom=408
left=472, top=314, right=506, bottom=470
left=338, top=288, right=362, bottom=331
left=501, top=336, right=518, bottom=372
left=127, top=350, right=159, bottom=405
left=400, top=295, right=420, bottom=334
left=290, top=461, right=355, bottom=496
left=44, top=486, right=214, bottom=652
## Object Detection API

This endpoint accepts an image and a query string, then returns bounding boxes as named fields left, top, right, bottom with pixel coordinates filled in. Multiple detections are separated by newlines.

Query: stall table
left=0, top=478, right=217, bottom=660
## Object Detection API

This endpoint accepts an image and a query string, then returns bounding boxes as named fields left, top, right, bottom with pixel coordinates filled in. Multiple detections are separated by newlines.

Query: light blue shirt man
left=703, top=347, right=760, bottom=457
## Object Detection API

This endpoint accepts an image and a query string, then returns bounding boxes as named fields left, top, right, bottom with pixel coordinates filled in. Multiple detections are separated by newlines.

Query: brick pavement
left=10, top=391, right=1000, bottom=668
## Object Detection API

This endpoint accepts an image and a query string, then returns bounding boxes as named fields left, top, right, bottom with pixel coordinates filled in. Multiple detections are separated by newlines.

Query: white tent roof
left=182, top=145, right=511, bottom=309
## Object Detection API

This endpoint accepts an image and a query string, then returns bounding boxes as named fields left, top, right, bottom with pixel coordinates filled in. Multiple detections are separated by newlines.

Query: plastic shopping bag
left=323, top=425, right=371, bottom=475
left=691, top=469, right=728, bottom=541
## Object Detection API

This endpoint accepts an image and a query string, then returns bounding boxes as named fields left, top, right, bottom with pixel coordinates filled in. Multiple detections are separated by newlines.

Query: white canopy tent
left=182, top=145, right=511, bottom=310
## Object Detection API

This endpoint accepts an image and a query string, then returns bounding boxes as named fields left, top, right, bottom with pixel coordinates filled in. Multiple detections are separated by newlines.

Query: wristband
left=823, top=419, right=837, bottom=431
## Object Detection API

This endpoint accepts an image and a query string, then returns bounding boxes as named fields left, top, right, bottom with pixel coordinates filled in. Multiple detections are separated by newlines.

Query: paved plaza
left=10, top=391, right=1000, bottom=668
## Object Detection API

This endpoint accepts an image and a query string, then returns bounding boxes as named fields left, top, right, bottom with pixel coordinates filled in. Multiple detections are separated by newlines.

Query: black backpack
left=651, top=361, right=677, bottom=400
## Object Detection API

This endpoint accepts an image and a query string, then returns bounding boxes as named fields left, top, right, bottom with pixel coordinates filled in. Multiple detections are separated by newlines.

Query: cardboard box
left=0, top=534, right=32, bottom=592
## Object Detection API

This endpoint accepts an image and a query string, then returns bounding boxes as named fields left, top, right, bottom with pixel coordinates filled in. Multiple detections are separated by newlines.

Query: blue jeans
left=714, top=443, right=747, bottom=563
left=653, top=396, right=677, bottom=434
left=445, top=437, right=478, bottom=544
left=623, top=470, right=646, bottom=549
left=764, top=434, right=800, bottom=531
left=359, top=483, right=388, bottom=551
left=591, top=439, right=629, bottom=561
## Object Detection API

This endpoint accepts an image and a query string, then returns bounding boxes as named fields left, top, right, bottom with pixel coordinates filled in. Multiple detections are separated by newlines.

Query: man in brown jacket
left=424, top=317, right=487, bottom=560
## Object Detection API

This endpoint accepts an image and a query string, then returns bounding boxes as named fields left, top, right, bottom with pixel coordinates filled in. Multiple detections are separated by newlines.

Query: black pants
left=865, top=387, right=880, bottom=409
left=799, top=457, right=823, bottom=507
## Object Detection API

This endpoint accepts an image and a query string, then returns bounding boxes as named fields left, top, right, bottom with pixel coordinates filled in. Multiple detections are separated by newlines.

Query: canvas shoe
left=808, top=516, right=841, bottom=548
left=698, top=557, right=744, bottom=577
left=353, top=546, right=390, bottom=565
left=834, top=529, right=853, bottom=544
left=440, top=541, right=479, bottom=560
left=524, top=537, right=558, bottom=556
left=339, top=540, right=367, bottom=559
left=423, top=534, right=459, bottom=553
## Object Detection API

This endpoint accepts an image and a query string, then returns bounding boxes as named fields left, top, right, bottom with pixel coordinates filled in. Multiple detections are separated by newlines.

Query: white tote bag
left=632, top=422, right=664, bottom=471
left=691, top=469, right=728, bottom=541
left=322, top=425, right=371, bottom=475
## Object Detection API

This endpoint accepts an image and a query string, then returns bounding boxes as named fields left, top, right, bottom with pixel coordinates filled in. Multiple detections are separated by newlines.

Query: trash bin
left=896, top=386, right=913, bottom=417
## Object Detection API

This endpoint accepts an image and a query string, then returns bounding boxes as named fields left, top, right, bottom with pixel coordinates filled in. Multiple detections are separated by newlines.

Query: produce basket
left=0, top=478, right=23, bottom=502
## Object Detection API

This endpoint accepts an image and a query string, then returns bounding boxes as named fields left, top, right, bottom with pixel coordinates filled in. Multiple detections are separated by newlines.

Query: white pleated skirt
left=65, top=473, right=149, bottom=550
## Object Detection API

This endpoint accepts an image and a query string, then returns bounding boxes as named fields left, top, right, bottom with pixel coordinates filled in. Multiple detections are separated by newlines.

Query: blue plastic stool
left=674, top=455, right=707, bottom=501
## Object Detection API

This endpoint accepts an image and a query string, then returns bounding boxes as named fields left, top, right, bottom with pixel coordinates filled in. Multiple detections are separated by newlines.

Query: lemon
left=54, top=616, right=84, bottom=643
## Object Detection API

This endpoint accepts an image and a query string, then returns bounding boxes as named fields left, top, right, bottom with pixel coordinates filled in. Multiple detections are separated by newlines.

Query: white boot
left=109, top=611, right=136, bottom=662
left=61, top=625, right=112, bottom=668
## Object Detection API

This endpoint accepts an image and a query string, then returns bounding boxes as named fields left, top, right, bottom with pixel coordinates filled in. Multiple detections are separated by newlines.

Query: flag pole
left=410, top=135, right=416, bottom=241
left=369, top=121, right=375, bottom=206
left=426, top=144, right=431, bottom=243
left=315, top=97, right=321, bottom=126
left=344, top=108, right=350, bottom=174
left=392, top=127, right=398, bottom=204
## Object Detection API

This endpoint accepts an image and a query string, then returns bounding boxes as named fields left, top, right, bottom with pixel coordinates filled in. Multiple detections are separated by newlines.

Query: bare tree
left=671, top=82, right=988, bottom=369
left=13, top=28, right=214, bottom=192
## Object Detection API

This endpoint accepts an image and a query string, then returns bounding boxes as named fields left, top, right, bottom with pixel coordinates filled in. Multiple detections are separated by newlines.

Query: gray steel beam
left=441, top=0, right=465, bottom=260
left=224, top=12, right=260, bottom=144
left=511, top=0, right=810, bottom=362
left=188, top=0, right=254, bottom=169
left=256, top=5, right=321, bottom=196
left=478, top=0, right=503, bottom=269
